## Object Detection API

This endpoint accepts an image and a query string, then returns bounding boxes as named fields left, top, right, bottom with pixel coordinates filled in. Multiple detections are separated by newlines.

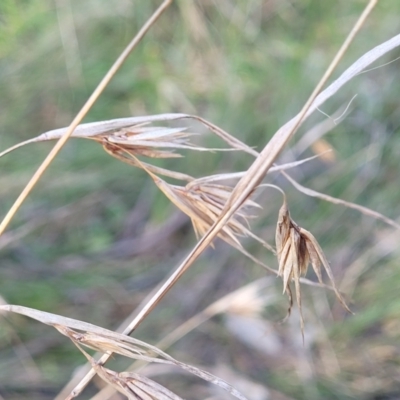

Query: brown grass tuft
left=144, top=166, right=276, bottom=258
left=276, top=195, right=352, bottom=339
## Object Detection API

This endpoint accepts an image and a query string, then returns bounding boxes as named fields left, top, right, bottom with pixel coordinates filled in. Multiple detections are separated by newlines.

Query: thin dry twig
left=188, top=154, right=328, bottom=185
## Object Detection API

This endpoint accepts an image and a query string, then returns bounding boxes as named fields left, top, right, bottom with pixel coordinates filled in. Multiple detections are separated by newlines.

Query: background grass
left=1, top=1, right=400, bottom=399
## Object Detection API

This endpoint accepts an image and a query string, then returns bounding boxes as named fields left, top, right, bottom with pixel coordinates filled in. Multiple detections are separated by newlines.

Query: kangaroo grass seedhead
left=89, top=363, right=185, bottom=400
left=276, top=195, right=352, bottom=340
left=151, top=172, right=274, bottom=252
left=98, top=123, right=228, bottom=160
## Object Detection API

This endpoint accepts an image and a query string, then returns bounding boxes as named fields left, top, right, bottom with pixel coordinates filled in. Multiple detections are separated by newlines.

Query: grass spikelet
left=148, top=170, right=275, bottom=254
left=89, top=362, right=185, bottom=400
left=98, top=123, right=229, bottom=159
left=0, top=114, right=240, bottom=161
left=275, top=194, right=352, bottom=340
left=123, top=154, right=278, bottom=274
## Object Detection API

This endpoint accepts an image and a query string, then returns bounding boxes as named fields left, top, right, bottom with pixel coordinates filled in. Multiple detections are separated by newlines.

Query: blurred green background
left=1, top=1, right=400, bottom=399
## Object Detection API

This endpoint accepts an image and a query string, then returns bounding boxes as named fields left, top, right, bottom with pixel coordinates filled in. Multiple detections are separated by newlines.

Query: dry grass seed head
left=151, top=172, right=275, bottom=255
left=125, top=158, right=278, bottom=274
left=100, top=124, right=198, bottom=160
left=76, top=344, right=184, bottom=400
left=0, top=305, right=250, bottom=400
left=90, top=362, right=184, bottom=400
left=275, top=196, right=352, bottom=339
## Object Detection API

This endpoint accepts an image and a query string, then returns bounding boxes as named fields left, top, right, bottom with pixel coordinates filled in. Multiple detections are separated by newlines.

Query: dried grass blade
left=0, top=138, right=40, bottom=159
left=187, top=154, right=323, bottom=186
left=270, top=154, right=331, bottom=172
left=283, top=171, right=400, bottom=230
left=0, top=305, right=177, bottom=362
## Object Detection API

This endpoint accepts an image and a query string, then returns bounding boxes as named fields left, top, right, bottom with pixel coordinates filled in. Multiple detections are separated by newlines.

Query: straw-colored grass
left=1, top=1, right=400, bottom=399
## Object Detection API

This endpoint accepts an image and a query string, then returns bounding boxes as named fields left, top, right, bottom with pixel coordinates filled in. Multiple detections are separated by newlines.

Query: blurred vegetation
left=1, top=1, right=400, bottom=399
